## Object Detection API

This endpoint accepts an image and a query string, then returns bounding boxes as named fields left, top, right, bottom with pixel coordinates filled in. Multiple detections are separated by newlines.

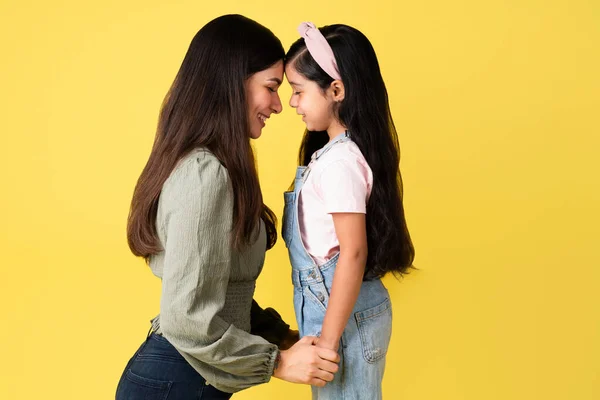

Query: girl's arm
left=317, top=212, right=368, bottom=352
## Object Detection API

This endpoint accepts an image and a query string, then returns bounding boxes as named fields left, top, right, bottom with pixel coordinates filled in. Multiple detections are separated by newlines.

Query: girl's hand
left=279, top=329, right=300, bottom=350
left=273, top=336, right=340, bottom=386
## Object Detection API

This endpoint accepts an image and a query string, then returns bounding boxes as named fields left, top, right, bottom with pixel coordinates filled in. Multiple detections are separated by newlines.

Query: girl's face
left=285, top=64, right=337, bottom=132
left=246, top=60, right=284, bottom=139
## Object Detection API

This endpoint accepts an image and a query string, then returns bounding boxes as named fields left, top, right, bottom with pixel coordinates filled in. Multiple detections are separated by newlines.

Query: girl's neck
left=326, top=120, right=347, bottom=142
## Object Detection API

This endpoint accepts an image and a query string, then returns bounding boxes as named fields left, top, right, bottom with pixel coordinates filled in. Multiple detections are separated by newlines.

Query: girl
left=116, top=15, right=339, bottom=400
left=282, top=22, right=415, bottom=399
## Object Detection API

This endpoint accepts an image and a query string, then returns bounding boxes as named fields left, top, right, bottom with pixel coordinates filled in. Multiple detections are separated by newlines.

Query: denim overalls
left=282, top=133, right=392, bottom=399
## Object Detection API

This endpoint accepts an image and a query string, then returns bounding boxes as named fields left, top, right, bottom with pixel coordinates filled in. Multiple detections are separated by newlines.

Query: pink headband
left=297, top=22, right=342, bottom=81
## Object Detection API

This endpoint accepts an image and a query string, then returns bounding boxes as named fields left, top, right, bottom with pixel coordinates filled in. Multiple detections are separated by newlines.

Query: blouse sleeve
left=158, top=152, right=278, bottom=393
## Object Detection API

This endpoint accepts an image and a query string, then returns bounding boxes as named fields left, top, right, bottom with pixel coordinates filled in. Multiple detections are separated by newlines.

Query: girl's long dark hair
left=128, top=15, right=283, bottom=260
left=286, top=24, right=415, bottom=278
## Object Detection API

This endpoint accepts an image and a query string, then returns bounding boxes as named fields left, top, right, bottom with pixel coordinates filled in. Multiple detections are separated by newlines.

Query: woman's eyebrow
left=267, top=78, right=282, bottom=85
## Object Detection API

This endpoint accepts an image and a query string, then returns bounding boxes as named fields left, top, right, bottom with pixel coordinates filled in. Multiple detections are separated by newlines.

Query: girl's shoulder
left=318, top=140, right=369, bottom=169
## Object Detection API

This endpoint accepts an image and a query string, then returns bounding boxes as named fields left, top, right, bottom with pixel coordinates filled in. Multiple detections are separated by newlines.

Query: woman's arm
left=158, top=152, right=338, bottom=392
left=159, top=153, right=278, bottom=392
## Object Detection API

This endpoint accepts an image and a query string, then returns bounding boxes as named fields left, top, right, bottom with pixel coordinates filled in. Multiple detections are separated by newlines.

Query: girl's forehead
left=285, top=65, right=304, bottom=81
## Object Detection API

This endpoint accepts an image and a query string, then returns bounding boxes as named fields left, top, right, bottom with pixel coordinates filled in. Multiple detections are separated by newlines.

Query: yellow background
left=1, top=0, right=599, bottom=399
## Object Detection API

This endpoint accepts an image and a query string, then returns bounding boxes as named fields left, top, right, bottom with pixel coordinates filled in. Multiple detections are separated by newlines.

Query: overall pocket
left=354, top=298, right=392, bottom=363
left=304, top=281, right=329, bottom=312
left=282, top=191, right=294, bottom=247
left=301, top=282, right=330, bottom=337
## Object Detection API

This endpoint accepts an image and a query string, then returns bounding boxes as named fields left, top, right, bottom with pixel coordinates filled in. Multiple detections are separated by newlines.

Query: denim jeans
left=116, top=333, right=232, bottom=400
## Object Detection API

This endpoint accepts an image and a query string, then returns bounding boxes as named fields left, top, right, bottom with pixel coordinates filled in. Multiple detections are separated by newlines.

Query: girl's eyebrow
left=287, top=81, right=303, bottom=86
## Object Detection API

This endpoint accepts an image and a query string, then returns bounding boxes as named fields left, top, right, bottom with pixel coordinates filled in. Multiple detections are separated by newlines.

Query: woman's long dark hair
left=286, top=24, right=415, bottom=278
left=128, top=15, right=283, bottom=260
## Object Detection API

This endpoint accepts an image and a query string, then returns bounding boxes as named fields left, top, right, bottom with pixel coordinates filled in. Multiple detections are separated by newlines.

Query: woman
left=116, top=14, right=339, bottom=400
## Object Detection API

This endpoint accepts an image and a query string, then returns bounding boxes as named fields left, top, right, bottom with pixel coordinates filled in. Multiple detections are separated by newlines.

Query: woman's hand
left=273, top=336, right=340, bottom=386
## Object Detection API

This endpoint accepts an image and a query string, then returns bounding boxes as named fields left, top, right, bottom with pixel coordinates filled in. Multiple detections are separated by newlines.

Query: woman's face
left=246, top=60, right=284, bottom=139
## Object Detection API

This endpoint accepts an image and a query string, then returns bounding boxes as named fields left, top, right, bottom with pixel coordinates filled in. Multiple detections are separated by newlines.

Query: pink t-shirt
left=298, top=140, right=373, bottom=265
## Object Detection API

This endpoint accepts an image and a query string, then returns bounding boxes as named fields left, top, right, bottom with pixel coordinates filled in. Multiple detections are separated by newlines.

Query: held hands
left=314, top=336, right=340, bottom=353
left=273, top=336, right=340, bottom=387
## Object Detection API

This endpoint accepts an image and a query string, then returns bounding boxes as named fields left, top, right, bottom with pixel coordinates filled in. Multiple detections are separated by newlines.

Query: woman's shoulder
left=162, top=148, right=230, bottom=203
